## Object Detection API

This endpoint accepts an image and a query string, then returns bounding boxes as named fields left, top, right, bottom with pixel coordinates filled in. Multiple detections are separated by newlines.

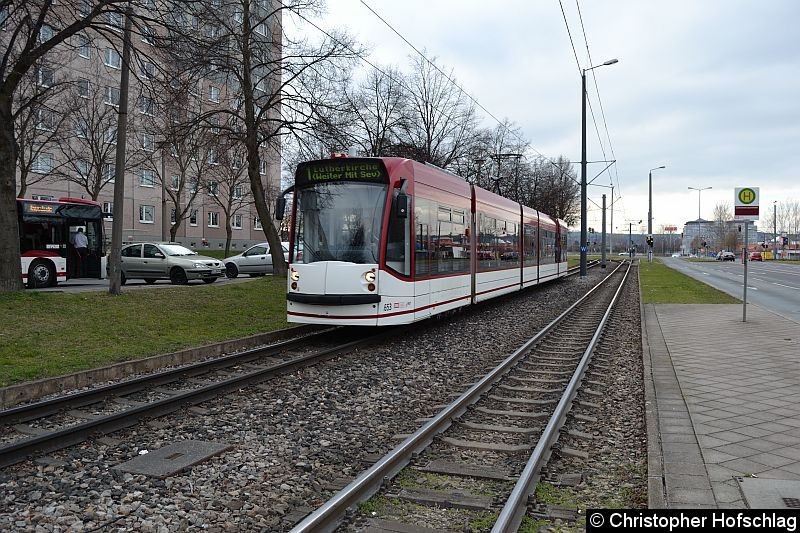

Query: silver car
left=118, top=243, right=224, bottom=285
left=224, top=242, right=288, bottom=278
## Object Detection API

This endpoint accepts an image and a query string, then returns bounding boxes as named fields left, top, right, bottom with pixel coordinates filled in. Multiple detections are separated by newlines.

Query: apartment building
left=13, top=2, right=282, bottom=252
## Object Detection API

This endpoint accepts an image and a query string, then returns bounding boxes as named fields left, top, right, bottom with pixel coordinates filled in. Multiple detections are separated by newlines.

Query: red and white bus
left=18, top=197, right=107, bottom=288
left=279, top=156, right=569, bottom=326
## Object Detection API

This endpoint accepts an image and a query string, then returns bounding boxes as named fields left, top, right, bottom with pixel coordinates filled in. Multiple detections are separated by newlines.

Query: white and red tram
left=280, top=156, right=569, bottom=326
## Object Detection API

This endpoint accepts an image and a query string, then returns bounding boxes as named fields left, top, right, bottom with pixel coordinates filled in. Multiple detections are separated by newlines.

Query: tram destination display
left=295, top=158, right=390, bottom=187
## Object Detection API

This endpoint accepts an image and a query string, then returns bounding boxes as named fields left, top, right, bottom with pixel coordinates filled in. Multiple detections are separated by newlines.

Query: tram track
left=290, top=260, right=632, bottom=532
left=0, top=327, right=396, bottom=468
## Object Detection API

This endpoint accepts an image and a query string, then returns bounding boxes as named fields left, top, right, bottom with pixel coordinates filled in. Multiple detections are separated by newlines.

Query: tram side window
left=385, top=189, right=411, bottom=276
left=540, top=229, right=556, bottom=265
left=477, top=214, right=498, bottom=271
left=500, top=222, right=519, bottom=264
left=561, top=233, right=568, bottom=262
left=523, top=224, right=537, bottom=266
left=414, top=198, right=470, bottom=277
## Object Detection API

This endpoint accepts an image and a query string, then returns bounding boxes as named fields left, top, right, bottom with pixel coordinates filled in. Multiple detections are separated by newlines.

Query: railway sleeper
left=415, top=459, right=515, bottom=481
left=457, top=421, right=539, bottom=434
left=440, top=436, right=531, bottom=453
left=385, top=486, right=494, bottom=511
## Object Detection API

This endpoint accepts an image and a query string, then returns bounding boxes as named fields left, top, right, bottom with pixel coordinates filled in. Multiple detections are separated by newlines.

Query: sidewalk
left=643, top=303, right=800, bottom=509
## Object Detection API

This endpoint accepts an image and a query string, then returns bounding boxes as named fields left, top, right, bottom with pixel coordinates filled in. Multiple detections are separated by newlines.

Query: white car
left=224, top=242, right=288, bottom=278
left=671, top=253, right=681, bottom=258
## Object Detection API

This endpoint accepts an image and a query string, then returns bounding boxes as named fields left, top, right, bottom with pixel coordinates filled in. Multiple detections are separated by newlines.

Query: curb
left=641, top=266, right=668, bottom=509
left=0, top=325, right=321, bottom=409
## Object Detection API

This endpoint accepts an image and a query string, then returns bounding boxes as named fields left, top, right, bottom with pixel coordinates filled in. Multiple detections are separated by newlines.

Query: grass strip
left=639, top=259, right=739, bottom=304
left=0, top=277, right=288, bottom=387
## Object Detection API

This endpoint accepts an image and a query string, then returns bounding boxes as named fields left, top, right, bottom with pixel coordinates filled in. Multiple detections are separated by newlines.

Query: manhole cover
left=737, top=478, right=800, bottom=509
left=114, top=440, right=232, bottom=478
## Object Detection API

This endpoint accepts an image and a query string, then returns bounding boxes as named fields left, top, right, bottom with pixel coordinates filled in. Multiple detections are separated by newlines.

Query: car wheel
left=170, top=267, right=188, bottom=285
left=225, top=263, right=239, bottom=278
left=202, top=278, right=217, bottom=284
left=145, top=278, right=157, bottom=284
left=27, top=259, right=55, bottom=288
left=120, top=271, right=127, bottom=285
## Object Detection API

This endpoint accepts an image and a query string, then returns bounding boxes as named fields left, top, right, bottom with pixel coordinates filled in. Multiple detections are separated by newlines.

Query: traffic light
left=783, top=236, right=789, bottom=246
left=646, top=235, right=654, bottom=247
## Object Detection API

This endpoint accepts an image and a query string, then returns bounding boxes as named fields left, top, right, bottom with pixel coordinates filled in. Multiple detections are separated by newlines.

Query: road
left=31, top=275, right=261, bottom=293
left=662, top=258, right=800, bottom=323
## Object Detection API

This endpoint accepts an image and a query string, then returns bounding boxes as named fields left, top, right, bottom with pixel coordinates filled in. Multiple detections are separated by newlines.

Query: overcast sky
left=292, top=1, right=800, bottom=233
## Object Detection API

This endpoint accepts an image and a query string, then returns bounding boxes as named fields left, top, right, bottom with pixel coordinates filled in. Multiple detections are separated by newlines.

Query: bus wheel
left=170, top=267, right=188, bottom=285
left=28, top=260, right=55, bottom=288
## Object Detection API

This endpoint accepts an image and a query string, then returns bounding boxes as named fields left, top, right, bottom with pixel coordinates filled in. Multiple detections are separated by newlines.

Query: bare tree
left=177, top=0, right=362, bottom=278
left=14, top=58, right=73, bottom=198
left=712, top=201, right=732, bottom=251
left=206, top=141, right=252, bottom=257
left=393, top=53, right=479, bottom=167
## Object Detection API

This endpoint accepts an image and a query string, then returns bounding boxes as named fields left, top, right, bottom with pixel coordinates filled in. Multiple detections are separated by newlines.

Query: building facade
left=12, top=2, right=282, bottom=253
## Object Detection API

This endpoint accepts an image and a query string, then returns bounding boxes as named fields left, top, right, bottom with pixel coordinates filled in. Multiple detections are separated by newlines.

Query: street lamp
left=648, top=165, right=665, bottom=261
left=687, top=186, right=712, bottom=221
left=581, top=58, right=618, bottom=277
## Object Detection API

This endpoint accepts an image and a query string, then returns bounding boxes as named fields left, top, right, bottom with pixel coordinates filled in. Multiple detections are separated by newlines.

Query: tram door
left=414, top=221, right=431, bottom=320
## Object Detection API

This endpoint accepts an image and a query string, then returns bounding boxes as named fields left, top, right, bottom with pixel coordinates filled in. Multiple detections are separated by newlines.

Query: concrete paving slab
left=644, top=303, right=800, bottom=509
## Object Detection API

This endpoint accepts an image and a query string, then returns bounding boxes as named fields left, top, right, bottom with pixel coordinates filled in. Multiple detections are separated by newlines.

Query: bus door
left=66, top=218, right=103, bottom=278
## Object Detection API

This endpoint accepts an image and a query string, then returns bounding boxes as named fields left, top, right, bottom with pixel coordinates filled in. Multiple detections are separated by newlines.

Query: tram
left=278, top=156, right=568, bottom=326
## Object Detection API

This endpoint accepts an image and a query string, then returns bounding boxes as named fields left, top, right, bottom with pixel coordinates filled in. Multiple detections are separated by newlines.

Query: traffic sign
left=580, top=245, right=587, bottom=253
left=734, top=187, right=759, bottom=220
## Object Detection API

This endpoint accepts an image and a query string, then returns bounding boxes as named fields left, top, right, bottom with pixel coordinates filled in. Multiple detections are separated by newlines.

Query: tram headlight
left=364, top=271, right=376, bottom=283
left=290, top=269, right=300, bottom=281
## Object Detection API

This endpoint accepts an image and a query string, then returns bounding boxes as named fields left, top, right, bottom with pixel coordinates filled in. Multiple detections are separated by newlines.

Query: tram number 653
left=383, top=303, right=393, bottom=312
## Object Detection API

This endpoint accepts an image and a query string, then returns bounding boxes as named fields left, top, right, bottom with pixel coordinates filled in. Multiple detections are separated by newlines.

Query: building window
left=233, top=185, right=243, bottom=199
left=38, top=25, right=54, bottom=43
left=190, top=209, right=198, bottom=226
left=75, top=159, right=89, bottom=178
left=76, top=78, right=90, bottom=98
left=107, top=11, right=123, bottom=30
left=32, top=153, right=54, bottom=173
left=76, top=34, right=91, bottom=58
left=189, top=179, right=198, bottom=194
left=103, top=163, right=115, bottom=183
left=139, top=169, right=156, bottom=187
left=104, top=127, right=117, bottom=145
left=104, top=48, right=122, bottom=69
left=208, top=212, right=219, bottom=227
left=75, top=118, right=88, bottom=138
left=254, top=216, right=262, bottom=230
left=232, top=214, right=242, bottom=229
left=138, top=96, right=155, bottom=116
left=207, top=181, right=219, bottom=196
left=32, top=194, right=55, bottom=201
left=259, top=158, right=266, bottom=175
left=78, top=0, right=91, bottom=17
left=35, top=108, right=56, bottom=131
left=141, top=25, right=155, bottom=45
left=37, top=67, right=54, bottom=88
left=210, top=115, right=220, bottom=134
left=207, top=149, right=218, bottom=165
left=139, top=204, right=155, bottom=224
left=170, top=175, right=180, bottom=190
left=209, top=86, right=220, bottom=103
left=140, top=133, right=155, bottom=152
left=103, top=201, right=114, bottom=220
left=170, top=208, right=176, bottom=224
left=104, top=86, right=120, bottom=106
left=140, top=61, right=156, bottom=79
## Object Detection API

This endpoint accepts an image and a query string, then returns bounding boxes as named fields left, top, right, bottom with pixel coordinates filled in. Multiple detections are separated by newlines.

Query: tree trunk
left=0, top=96, right=24, bottom=291
left=17, top=174, right=27, bottom=199
left=224, top=221, right=232, bottom=259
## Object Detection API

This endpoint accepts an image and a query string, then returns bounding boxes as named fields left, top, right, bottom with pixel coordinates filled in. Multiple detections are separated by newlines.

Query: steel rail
left=290, top=261, right=625, bottom=533
left=492, top=261, right=633, bottom=532
left=0, top=325, right=331, bottom=425
left=0, top=328, right=397, bottom=469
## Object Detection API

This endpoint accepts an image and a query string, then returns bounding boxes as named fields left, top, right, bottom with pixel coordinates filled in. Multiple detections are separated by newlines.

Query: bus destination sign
left=296, top=159, right=389, bottom=187
left=24, top=202, right=57, bottom=215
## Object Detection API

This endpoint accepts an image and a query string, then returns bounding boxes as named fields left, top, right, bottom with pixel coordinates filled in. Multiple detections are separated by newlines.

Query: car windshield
left=159, top=244, right=197, bottom=256
left=293, top=182, right=387, bottom=264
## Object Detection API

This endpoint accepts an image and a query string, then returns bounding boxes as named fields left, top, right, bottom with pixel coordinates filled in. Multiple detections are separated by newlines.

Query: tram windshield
left=294, top=182, right=387, bottom=264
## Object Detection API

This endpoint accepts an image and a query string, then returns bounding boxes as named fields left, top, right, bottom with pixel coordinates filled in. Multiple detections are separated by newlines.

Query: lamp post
left=581, top=58, right=618, bottom=277
left=687, top=186, right=712, bottom=221
left=648, top=166, right=665, bottom=262
left=773, top=200, right=777, bottom=260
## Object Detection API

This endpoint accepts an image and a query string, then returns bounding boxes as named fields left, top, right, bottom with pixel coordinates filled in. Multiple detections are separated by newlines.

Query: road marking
left=773, top=282, right=800, bottom=290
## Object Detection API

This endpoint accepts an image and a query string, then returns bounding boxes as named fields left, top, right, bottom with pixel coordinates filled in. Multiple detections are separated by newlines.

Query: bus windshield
left=294, top=182, right=387, bottom=264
